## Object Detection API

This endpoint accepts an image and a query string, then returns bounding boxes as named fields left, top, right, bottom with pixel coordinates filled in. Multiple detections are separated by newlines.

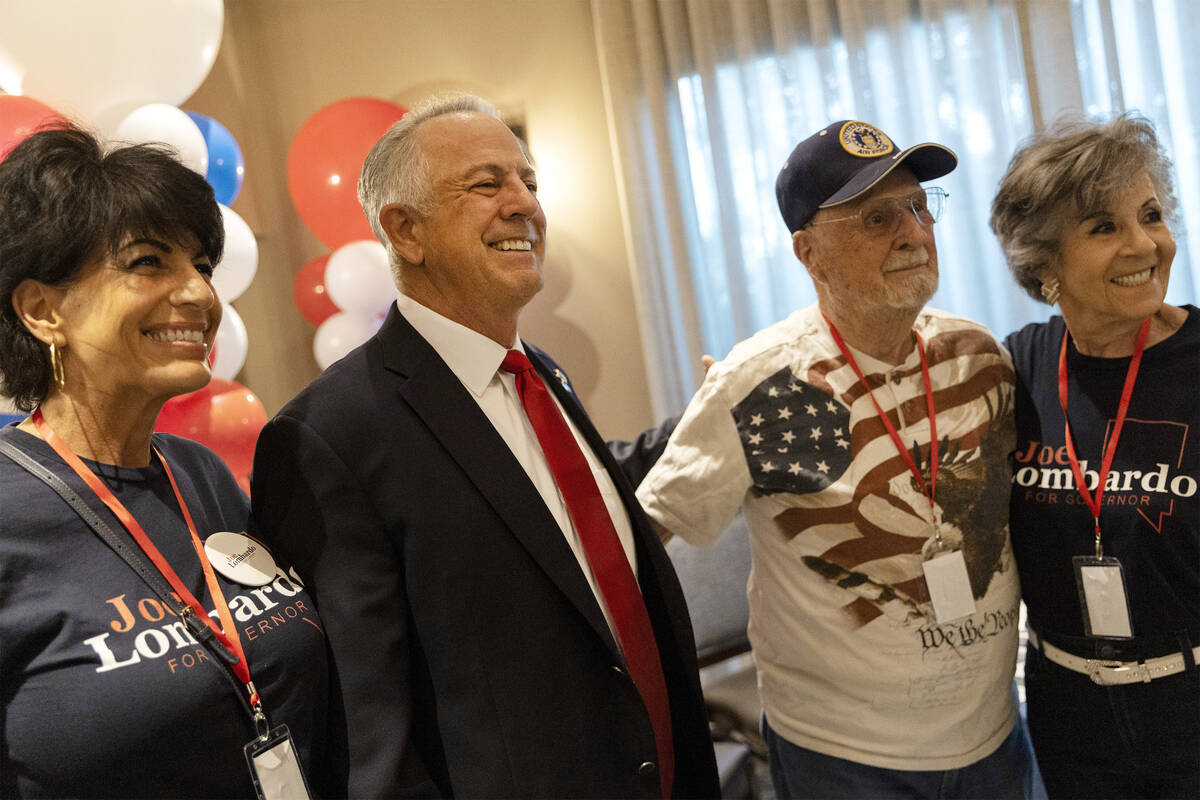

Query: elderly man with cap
left=636, top=121, right=1033, bottom=799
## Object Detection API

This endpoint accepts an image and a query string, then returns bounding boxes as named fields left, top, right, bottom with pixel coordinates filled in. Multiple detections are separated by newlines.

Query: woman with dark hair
left=0, top=127, right=327, bottom=798
left=991, top=114, right=1198, bottom=799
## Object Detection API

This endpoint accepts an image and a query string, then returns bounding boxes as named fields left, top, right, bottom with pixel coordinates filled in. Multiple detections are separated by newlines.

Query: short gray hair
left=357, top=93, right=500, bottom=275
left=989, top=113, right=1177, bottom=303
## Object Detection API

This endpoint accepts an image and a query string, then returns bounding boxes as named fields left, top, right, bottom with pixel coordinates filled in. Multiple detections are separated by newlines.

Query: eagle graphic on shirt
left=731, top=329, right=1014, bottom=627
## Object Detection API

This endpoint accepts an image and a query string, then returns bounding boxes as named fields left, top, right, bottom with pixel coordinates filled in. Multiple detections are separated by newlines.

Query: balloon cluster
left=287, top=98, right=408, bottom=369
left=0, top=0, right=265, bottom=492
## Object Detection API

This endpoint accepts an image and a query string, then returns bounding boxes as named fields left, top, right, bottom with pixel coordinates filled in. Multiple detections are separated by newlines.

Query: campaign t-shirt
left=1005, top=306, right=1200, bottom=647
left=0, top=425, right=329, bottom=798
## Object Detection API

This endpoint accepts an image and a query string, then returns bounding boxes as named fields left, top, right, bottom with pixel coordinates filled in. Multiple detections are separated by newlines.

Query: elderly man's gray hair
left=357, top=93, right=501, bottom=275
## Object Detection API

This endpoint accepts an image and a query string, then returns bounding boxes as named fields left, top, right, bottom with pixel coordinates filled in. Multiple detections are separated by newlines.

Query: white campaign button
left=204, top=531, right=278, bottom=586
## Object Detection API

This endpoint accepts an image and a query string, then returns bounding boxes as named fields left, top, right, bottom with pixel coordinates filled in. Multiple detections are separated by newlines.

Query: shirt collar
left=395, top=293, right=524, bottom=397
left=844, top=335, right=921, bottom=374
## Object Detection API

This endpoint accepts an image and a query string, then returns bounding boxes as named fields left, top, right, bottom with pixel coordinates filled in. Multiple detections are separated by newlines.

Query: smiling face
left=397, top=112, right=545, bottom=342
left=1051, top=171, right=1175, bottom=333
left=797, top=168, right=939, bottom=319
left=52, top=235, right=221, bottom=406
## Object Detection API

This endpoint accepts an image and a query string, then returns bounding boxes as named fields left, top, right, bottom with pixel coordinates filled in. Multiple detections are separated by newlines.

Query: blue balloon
left=185, top=111, right=245, bottom=206
left=0, top=413, right=24, bottom=426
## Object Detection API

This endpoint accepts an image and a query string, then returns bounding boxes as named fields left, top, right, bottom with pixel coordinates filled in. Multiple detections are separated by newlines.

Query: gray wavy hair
left=357, top=93, right=500, bottom=278
left=989, top=113, right=1177, bottom=303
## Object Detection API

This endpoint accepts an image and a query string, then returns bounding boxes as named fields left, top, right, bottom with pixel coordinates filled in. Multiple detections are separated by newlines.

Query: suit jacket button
left=638, top=761, right=657, bottom=777
left=612, top=665, right=625, bottom=675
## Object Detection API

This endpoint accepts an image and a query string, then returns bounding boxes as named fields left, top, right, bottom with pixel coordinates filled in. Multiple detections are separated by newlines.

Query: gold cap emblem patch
left=838, top=121, right=894, bottom=158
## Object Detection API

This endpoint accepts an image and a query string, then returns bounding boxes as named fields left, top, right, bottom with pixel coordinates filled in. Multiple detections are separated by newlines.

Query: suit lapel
left=524, top=345, right=665, bottom=584
left=528, top=345, right=696, bottom=657
left=376, top=309, right=620, bottom=658
left=525, top=343, right=637, bottom=521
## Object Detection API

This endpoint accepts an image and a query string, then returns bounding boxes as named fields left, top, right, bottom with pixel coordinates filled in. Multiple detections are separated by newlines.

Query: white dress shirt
left=396, top=294, right=638, bottom=642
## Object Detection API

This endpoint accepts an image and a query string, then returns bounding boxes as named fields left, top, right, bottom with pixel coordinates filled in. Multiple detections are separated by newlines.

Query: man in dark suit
left=250, top=93, right=719, bottom=799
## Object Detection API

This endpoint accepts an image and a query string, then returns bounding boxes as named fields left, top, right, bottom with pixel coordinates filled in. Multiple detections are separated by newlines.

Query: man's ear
left=380, top=203, right=424, bottom=266
left=10, top=279, right=64, bottom=346
left=792, top=228, right=825, bottom=284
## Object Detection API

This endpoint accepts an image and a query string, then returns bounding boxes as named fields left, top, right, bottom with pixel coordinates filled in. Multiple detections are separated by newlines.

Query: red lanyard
left=823, top=314, right=939, bottom=527
left=32, top=409, right=264, bottom=719
left=1057, top=317, right=1150, bottom=557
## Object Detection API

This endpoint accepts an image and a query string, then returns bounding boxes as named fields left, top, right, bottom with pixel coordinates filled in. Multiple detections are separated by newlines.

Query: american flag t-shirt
left=733, top=323, right=1014, bottom=628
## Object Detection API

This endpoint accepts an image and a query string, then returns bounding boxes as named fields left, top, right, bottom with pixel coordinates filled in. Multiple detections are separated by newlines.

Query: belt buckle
left=1087, top=659, right=1150, bottom=685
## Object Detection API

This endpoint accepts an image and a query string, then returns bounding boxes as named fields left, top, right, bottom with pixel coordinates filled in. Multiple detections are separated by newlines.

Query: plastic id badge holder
left=922, top=548, right=977, bottom=624
left=1072, top=556, right=1134, bottom=639
left=245, top=725, right=313, bottom=800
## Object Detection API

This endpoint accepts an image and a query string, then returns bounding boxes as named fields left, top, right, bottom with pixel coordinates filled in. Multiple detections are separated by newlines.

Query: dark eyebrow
left=119, top=237, right=173, bottom=253
left=118, top=238, right=208, bottom=261
left=1076, top=205, right=1115, bottom=223
left=1080, top=194, right=1160, bottom=223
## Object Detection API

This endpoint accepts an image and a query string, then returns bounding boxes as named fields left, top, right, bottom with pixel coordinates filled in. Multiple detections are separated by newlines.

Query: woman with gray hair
left=991, top=114, right=1198, bottom=798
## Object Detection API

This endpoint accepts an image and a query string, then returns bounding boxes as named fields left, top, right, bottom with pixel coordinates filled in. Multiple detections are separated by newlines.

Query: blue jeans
left=764, top=716, right=1034, bottom=800
left=1024, top=636, right=1200, bottom=799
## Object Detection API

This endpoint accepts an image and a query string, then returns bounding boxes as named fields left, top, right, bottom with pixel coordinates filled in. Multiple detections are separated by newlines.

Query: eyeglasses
left=808, top=187, right=948, bottom=237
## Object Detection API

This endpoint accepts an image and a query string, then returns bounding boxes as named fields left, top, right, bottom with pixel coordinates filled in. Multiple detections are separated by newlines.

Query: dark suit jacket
left=250, top=306, right=719, bottom=799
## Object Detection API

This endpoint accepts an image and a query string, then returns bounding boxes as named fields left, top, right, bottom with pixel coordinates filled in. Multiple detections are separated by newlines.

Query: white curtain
left=593, top=0, right=1200, bottom=417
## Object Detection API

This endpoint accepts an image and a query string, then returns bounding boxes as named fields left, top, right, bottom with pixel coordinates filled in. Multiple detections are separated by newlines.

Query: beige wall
left=186, top=0, right=654, bottom=437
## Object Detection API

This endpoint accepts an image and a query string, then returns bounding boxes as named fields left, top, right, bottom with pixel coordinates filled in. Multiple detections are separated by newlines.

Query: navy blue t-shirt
left=0, top=425, right=329, bottom=798
left=1005, top=306, right=1200, bottom=649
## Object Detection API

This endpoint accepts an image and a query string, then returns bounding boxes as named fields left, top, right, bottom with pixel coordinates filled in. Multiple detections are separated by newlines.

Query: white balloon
left=313, top=312, right=379, bottom=370
left=213, top=205, right=258, bottom=302
left=113, top=103, right=208, bottom=175
left=325, top=240, right=395, bottom=316
left=212, top=303, right=248, bottom=380
left=0, top=0, right=223, bottom=125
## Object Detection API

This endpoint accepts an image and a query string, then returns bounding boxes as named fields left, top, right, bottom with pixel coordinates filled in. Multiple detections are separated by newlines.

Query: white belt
left=1028, top=628, right=1200, bottom=686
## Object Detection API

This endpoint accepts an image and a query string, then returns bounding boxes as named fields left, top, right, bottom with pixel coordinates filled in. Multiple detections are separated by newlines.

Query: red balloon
left=293, top=253, right=340, bottom=326
left=286, top=97, right=407, bottom=249
left=156, top=378, right=268, bottom=496
left=0, top=95, right=67, bottom=161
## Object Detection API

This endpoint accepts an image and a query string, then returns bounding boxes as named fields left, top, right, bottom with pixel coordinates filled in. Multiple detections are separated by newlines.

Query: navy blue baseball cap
left=775, top=120, right=958, bottom=232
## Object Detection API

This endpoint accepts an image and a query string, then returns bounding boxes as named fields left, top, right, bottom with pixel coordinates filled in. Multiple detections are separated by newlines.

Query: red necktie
left=501, top=350, right=674, bottom=797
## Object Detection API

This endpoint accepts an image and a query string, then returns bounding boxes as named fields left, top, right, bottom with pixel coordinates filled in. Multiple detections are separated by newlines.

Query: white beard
left=860, top=246, right=938, bottom=313
left=812, top=242, right=941, bottom=326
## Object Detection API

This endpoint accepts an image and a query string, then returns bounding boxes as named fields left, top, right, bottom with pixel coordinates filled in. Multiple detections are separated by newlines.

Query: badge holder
left=245, top=724, right=313, bottom=800
left=921, top=526, right=977, bottom=624
left=1056, top=323, right=1146, bottom=641
left=1072, top=555, right=1134, bottom=639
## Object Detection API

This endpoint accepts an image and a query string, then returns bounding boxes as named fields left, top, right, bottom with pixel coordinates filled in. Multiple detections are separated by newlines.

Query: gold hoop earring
left=48, top=342, right=66, bottom=389
left=1040, top=276, right=1061, bottom=306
